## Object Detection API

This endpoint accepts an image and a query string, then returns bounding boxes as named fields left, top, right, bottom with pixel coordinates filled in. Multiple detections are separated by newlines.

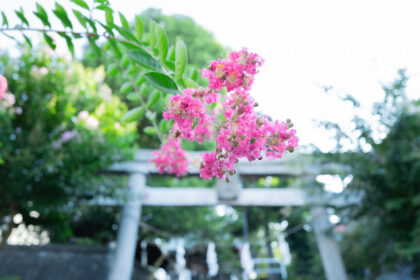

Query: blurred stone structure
left=0, top=244, right=149, bottom=280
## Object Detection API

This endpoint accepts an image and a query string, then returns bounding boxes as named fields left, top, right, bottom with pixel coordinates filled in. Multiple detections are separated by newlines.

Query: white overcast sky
left=1, top=0, right=420, bottom=151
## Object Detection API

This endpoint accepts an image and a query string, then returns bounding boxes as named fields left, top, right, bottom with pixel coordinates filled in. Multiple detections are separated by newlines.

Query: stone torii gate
left=99, top=149, right=350, bottom=280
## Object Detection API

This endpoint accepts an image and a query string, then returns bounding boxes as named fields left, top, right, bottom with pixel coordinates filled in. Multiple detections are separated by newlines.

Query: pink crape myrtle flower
left=163, top=88, right=213, bottom=143
left=152, top=48, right=298, bottom=181
left=199, top=48, right=264, bottom=92
left=150, top=138, right=189, bottom=177
left=0, top=74, right=8, bottom=100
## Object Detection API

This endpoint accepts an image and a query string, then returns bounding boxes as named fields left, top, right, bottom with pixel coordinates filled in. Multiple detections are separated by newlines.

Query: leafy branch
left=0, top=0, right=193, bottom=144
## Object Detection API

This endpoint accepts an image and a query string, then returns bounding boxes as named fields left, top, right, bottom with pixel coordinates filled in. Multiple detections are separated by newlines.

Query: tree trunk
left=0, top=206, right=16, bottom=249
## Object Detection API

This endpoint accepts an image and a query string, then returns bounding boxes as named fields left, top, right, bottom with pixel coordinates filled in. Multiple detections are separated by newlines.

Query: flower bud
left=228, top=169, right=236, bottom=176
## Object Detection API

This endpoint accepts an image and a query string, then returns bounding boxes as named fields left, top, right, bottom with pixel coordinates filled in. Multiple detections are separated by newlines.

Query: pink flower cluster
left=200, top=50, right=263, bottom=92
left=163, top=88, right=213, bottom=143
left=0, top=74, right=8, bottom=100
left=151, top=48, right=298, bottom=180
left=150, top=138, right=189, bottom=177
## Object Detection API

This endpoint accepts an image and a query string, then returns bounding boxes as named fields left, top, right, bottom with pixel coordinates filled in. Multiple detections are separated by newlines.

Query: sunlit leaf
left=126, top=92, right=140, bottom=102
left=182, top=77, right=199, bottom=88
left=155, top=23, right=168, bottom=62
left=58, top=32, right=74, bottom=55
left=143, top=126, right=156, bottom=135
left=15, top=8, right=29, bottom=26
left=53, top=3, right=73, bottom=29
left=70, top=0, right=90, bottom=10
left=135, top=17, right=143, bottom=41
left=127, top=49, right=162, bottom=71
left=22, top=34, right=32, bottom=48
left=122, top=106, right=145, bottom=122
left=43, top=33, right=56, bottom=50
left=111, top=24, right=138, bottom=43
left=105, top=7, right=113, bottom=26
left=33, top=4, right=51, bottom=28
left=147, top=91, right=161, bottom=107
left=72, top=10, right=86, bottom=28
left=1, top=12, right=8, bottom=27
left=120, top=82, right=132, bottom=94
left=144, top=72, right=179, bottom=94
left=175, top=37, right=187, bottom=80
left=119, top=12, right=129, bottom=29
left=106, top=63, right=119, bottom=77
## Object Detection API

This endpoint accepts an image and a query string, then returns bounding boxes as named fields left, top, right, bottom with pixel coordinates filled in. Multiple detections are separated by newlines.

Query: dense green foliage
left=317, top=70, right=420, bottom=279
left=0, top=46, right=136, bottom=244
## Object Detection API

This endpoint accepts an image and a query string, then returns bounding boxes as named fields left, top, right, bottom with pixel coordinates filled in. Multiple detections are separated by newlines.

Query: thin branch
left=0, top=27, right=101, bottom=38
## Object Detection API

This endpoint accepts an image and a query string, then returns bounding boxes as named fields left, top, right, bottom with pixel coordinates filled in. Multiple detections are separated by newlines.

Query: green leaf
left=182, top=77, right=199, bottom=88
left=97, top=21, right=114, bottom=36
left=158, top=119, right=170, bottom=133
left=58, top=32, right=74, bottom=55
left=127, top=64, right=139, bottom=75
left=43, top=33, right=56, bottom=50
left=167, top=45, right=175, bottom=61
left=73, top=10, right=87, bottom=28
left=1, top=12, right=8, bottom=27
left=135, top=17, right=143, bottom=41
left=148, top=20, right=157, bottom=49
left=127, top=49, right=162, bottom=71
left=126, top=92, right=140, bottom=102
left=33, top=4, right=51, bottom=28
left=144, top=72, right=179, bottom=94
left=155, top=23, right=168, bottom=62
left=164, top=60, right=175, bottom=72
left=135, top=75, right=146, bottom=87
left=105, top=7, right=113, bottom=26
left=175, top=37, right=187, bottom=80
left=70, top=0, right=90, bottom=10
left=109, top=39, right=122, bottom=58
left=22, top=34, right=32, bottom=48
left=86, top=17, right=97, bottom=33
left=190, top=68, right=198, bottom=80
left=143, top=126, right=156, bottom=135
left=121, top=54, right=131, bottom=67
left=53, top=3, right=73, bottom=29
left=191, top=118, right=198, bottom=130
left=145, top=111, right=156, bottom=122
left=106, top=63, right=119, bottom=76
left=120, top=82, right=132, bottom=94
left=119, top=12, right=129, bottom=29
left=110, top=23, right=138, bottom=43
left=15, top=8, right=29, bottom=26
left=147, top=91, right=161, bottom=107
left=88, top=37, right=101, bottom=56
left=122, top=106, right=145, bottom=122
left=95, top=4, right=109, bottom=10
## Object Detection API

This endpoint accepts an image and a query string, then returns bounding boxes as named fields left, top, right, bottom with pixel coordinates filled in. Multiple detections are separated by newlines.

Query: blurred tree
left=0, top=45, right=137, bottom=246
left=316, top=70, right=420, bottom=279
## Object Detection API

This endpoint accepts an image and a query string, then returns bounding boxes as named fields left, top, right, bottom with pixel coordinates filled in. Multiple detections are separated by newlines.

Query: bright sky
left=2, top=0, right=420, bottom=151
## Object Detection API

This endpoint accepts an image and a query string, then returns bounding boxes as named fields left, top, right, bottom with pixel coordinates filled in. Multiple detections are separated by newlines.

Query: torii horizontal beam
left=107, top=149, right=343, bottom=177
left=92, top=187, right=306, bottom=207
left=92, top=187, right=360, bottom=207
